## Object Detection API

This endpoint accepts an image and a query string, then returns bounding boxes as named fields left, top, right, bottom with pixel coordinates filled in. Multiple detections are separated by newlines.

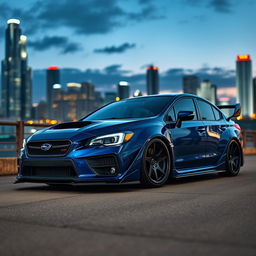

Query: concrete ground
left=0, top=156, right=256, bottom=256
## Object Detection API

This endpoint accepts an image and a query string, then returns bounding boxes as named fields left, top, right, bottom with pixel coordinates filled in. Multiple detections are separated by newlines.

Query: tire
left=140, top=138, right=171, bottom=187
left=224, top=140, right=242, bottom=176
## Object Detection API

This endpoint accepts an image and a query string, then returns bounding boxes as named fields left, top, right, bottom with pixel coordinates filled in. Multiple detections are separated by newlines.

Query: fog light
left=110, top=167, right=116, bottom=174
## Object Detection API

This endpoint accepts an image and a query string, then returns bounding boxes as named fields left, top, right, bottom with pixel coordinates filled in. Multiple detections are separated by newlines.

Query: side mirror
left=176, top=111, right=194, bottom=128
left=227, top=104, right=241, bottom=121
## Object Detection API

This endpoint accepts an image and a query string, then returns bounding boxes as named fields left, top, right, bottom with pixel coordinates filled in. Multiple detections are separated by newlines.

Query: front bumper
left=17, top=142, right=143, bottom=184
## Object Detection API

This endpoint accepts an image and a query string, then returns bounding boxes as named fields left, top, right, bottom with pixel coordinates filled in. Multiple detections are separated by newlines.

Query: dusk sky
left=0, top=0, right=255, bottom=102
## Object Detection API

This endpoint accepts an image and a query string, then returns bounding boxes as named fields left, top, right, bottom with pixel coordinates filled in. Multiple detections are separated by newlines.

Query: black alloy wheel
left=140, top=138, right=171, bottom=187
left=225, top=140, right=241, bottom=176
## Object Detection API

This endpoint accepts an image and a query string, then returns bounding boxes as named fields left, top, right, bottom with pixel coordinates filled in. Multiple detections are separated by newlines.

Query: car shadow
left=14, top=172, right=232, bottom=193
left=15, top=182, right=143, bottom=193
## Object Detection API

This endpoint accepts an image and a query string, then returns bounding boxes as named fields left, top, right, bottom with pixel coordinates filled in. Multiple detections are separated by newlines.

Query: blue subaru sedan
left=17, top=94, right=243, bottom=187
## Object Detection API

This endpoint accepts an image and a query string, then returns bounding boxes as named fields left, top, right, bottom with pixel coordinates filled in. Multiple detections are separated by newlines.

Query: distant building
left=62, top=83, right=82, bottom=121
left=197, top=80, right=217, bottom=104
left=95, top=91, right=104, bottom=108
left=236, top=55, right=253, bottom=117
left=183, top=75, right=199, bottom=95
left=117, top=81, right=130, bottom=100
left=104, top=92, right=117, bottom=104
left=133, top=89, right=143, bottom=97
left=81, top=81, right=97, bottom=114
left=253, top=78, right=256, bottom=115
left=52, top=84, right=63, bottom=121
left=1, top=19, right=32, bottom=120
left=147, top=66, right=159, bottom=95
left=33, top=101, right=48, bottom=120
left=51, top=82, right=97, bottom=121
left=20, top=35, right=32, bottom=120
left=46, top=66, right=60, bottom=119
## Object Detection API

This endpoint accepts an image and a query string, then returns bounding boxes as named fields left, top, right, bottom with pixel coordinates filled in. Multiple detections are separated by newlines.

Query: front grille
left=22, top=166, right=76, bottom=178
left=86, top=155, right=119, bottom=176
left=27, top=140, right=71, bottom=156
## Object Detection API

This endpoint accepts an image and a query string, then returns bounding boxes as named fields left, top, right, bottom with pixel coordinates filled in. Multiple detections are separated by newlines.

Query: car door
left=166, top=97, right=207, bottom=170
left=195, top=99, right=227, bottom=166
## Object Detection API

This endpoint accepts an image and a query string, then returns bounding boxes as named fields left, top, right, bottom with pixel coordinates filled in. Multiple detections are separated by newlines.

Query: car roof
left=124, top=94, right=210, bottom=102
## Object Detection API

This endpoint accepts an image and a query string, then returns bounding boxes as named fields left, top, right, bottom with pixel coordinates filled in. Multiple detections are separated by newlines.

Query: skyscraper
left=147, top=66, right=159, bottom=95
left=1, top=19, right=32, bottom=120
left=253, top=77, right=256, bottom=116
left=183, top=75, right=199, bottom=95
left=117, top=81, right=130, bottom=99
left=46, top=66, right=60, bottom=119
left=20, top=35, right=32, bottom=120
left=52, top=83, right=63, bottom=121
left=197, top=80, right=217, bottom=104
left=236, top=55, right=253, bottom=117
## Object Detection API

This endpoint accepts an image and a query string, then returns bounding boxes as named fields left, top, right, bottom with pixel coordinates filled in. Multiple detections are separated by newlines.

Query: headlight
left=89, top=132, right=134, bottom=146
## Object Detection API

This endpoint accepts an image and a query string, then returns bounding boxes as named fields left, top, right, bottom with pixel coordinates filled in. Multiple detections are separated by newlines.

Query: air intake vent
left=52, top=121, right=93, bottom=129
left=22, top=166, right=76, bottom=178
left=86, top=155, right=119, bottom=176
left=21, top=159, right=77, bottom=178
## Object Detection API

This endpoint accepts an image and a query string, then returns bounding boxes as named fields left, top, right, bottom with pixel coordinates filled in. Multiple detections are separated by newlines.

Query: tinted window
left=197, top=100, right=215, bottom=120
left=167, top=108, right=176, bottom=121
left=212, top=107, right=222, bottom=120
left=84, top=96, right=174, bottom=120
left=173, top=98, right=197, bottom=120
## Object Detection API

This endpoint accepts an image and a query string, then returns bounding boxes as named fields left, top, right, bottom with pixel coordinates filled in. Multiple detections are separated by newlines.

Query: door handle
left=197, top=127, right=206, bottom=132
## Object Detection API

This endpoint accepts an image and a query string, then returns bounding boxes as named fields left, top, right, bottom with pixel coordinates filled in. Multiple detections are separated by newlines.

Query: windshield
left=84, top=96, right=174, bottom=120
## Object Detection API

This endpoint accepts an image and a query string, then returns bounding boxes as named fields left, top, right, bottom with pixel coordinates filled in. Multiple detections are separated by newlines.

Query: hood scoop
left=51, top=121, right=93, bottom=130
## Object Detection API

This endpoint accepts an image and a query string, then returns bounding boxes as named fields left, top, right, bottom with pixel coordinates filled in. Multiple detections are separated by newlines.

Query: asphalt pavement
left=0, top=156, right=256, bottom=256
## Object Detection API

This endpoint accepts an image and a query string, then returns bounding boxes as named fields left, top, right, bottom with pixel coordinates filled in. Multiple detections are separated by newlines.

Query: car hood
left=29, top=118, right=155, bottom=142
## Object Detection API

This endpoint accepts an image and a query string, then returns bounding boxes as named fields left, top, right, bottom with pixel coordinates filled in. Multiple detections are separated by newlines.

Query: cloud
left=138, top=0, right=153, bottom=4
left=28, top=36, right=82, bottom=54
left=208, top=0, right=232, bottom=13
left=186, top=0, right=232, bottom=13
left=0, top=0, right=163, bottom=37
left=0, top=3, right=12, bottom=18
left=128, top=5, right=164, bottom=21
left=94, top=43, right=136, bottom=54
left=104, top=64, right=129, bottom=74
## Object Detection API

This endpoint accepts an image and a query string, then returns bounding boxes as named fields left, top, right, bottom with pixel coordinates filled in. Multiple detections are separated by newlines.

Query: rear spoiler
left=217, top=103, right=241, bottom=121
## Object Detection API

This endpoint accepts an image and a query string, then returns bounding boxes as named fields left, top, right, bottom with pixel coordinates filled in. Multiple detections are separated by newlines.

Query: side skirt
left=174, top=162, right=226, bottom=178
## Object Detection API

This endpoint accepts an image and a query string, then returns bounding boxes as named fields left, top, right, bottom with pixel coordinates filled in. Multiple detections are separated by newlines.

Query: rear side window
left=212, top=107, right=222, bottom=120
left=196, top=100, right=215, bottom=121
left=173, top=98, right=197, bottom=120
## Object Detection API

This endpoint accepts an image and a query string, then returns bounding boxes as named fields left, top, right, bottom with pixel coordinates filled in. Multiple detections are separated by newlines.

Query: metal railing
left=241, top=130, right=256, bottom=149
left=0, top=121, right=52, bottom=157
left=0, top=121, right=256, bottom=157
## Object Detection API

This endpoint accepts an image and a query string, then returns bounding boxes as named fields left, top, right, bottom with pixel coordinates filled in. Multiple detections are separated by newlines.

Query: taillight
left=234, top=123, right=241, bottom=130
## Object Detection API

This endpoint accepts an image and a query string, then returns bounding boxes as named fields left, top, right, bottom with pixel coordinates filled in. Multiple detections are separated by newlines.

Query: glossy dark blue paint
left=17, top=94, right=243, bottom=184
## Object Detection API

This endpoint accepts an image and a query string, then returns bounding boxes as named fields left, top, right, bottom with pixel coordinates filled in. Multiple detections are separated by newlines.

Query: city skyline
left=0, top=1, right=255, bottom=103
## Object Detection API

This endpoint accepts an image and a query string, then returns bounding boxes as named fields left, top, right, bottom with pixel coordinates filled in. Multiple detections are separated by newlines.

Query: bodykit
left=17, top=94, right=243, bottom=185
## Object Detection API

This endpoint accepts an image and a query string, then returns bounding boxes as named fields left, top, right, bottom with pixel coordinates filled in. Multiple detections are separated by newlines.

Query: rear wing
left=217, top=103, right=241, bottom=121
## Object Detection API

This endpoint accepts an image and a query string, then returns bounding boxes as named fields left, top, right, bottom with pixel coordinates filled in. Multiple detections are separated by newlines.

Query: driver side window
left=167, top=108, right=176, bottom=121
left=173, top=98, right=197, bottom=120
